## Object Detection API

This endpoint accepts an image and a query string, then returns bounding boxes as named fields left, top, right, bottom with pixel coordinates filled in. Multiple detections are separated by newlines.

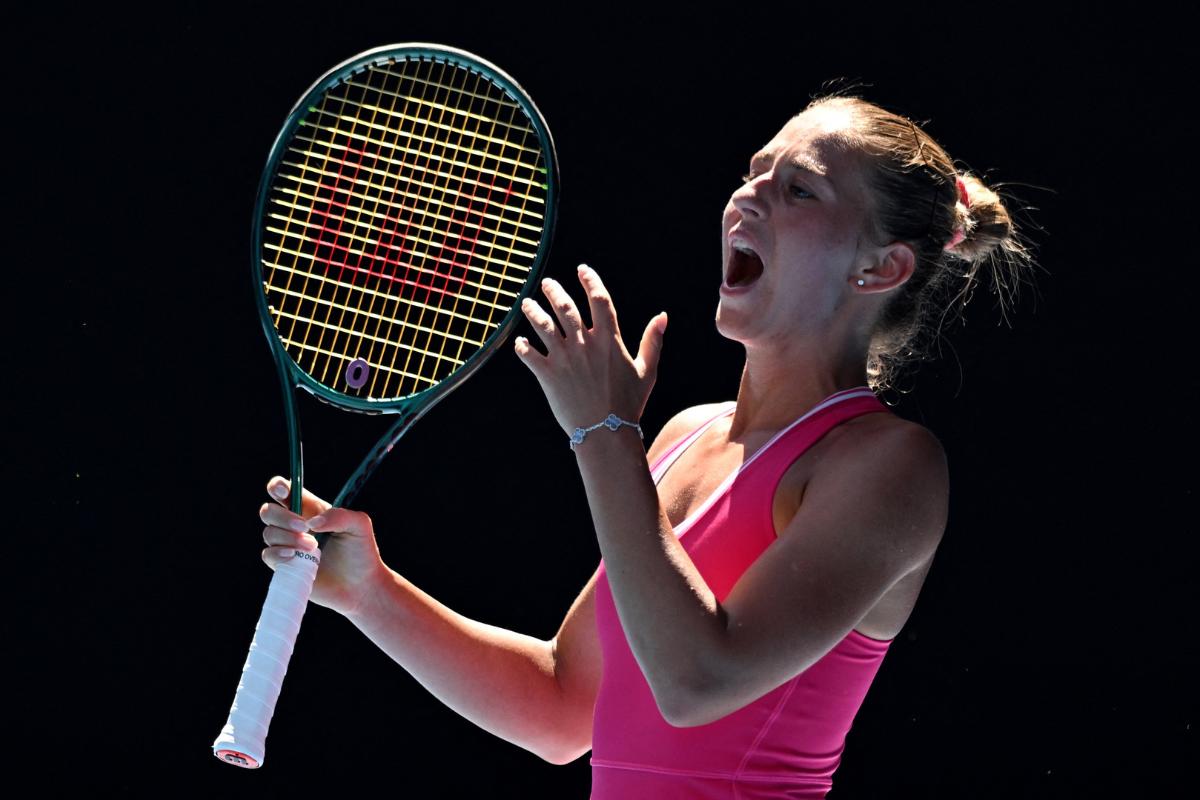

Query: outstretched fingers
left=512, top=331, right=545, bottom=378
left=540, top=277, right=586, bottom=343
left=520, top=294, right=560, bottom=354
left=514, top=265, right=651, bottom=376
left=516, top=275, right=587, bottom=376
left=635, top=311, right=668, bottom=380
left=577, top=264, right=618, bottom=338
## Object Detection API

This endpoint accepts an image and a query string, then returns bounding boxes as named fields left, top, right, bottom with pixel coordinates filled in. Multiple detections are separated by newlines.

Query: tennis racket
left=212, top=43, right=558, bottom=768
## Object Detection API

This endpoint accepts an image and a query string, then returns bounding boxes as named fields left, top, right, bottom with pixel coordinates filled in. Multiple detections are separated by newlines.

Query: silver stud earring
left=856, top=279, right=865, bottom=287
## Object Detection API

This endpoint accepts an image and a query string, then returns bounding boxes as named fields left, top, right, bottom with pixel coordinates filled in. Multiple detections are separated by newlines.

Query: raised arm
left=514, top=266, right=948, bottom=728
left=574, top=415, right=947, bottom=726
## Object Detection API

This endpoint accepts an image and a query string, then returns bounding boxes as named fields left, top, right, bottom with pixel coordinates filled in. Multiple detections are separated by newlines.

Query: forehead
left=754, top=107, right=863, bottom=182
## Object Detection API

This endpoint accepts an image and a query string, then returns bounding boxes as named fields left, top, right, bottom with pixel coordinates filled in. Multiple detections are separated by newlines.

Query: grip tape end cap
left=214, top=747, right=261, bottom=768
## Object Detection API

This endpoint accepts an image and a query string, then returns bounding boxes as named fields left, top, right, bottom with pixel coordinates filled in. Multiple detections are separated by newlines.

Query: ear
left=854, top=241, right=916, bottom=294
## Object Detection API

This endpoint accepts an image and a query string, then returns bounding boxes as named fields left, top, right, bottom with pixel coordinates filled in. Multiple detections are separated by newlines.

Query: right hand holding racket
left=260, top=478, right=386, bottom=619
left=217, top=42, right=561, bottom=768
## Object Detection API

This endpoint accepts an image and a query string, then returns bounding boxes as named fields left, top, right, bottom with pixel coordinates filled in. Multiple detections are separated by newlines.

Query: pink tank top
left=591, top=387, right=893, bottom=799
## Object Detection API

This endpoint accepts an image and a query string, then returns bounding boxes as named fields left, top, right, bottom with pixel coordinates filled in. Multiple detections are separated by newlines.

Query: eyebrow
left=751, top=151, right=836, bottom=192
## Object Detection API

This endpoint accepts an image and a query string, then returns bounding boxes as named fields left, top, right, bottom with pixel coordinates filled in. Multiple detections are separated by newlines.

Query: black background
left=17, top=3, right=1193, bottom=797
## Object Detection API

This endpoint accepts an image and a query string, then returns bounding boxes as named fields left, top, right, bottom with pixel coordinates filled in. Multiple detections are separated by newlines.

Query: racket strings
left=263, top=223, right=527, bottom=297
left=422, top=69, right=536, bottom=382
left=377, top=59, right=475, bottom=395
left=268, top=268, right=504, bottom=341
left=304, top=69, right=392, bottom=387
left=275, top=142, right=547, bottom=228
left=262, top=56, right=548, bottom=401
left=305, top=89, right=545, bottom=166
left=392, top=64, right=537, bottom=394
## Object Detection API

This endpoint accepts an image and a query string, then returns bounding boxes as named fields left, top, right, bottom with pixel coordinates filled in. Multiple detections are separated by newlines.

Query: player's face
left=716, top=107, right=876, bottom=345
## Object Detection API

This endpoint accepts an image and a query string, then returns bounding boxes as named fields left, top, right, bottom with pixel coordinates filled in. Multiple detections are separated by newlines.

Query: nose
left=730, top=172, right=769, bottom=219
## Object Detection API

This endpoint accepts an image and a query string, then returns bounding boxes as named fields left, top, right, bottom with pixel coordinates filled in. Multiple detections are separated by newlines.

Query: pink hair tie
left=944, top=226, right=967, bottom=251
left=944, top=175, right=971, bottom=251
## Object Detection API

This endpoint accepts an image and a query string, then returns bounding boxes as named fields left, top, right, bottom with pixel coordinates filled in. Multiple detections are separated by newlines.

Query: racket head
left=252, top=43, right=559, bottom=413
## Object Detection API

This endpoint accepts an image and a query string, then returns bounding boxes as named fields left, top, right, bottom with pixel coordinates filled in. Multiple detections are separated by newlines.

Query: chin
left=714, top=301, right=754, bottom=344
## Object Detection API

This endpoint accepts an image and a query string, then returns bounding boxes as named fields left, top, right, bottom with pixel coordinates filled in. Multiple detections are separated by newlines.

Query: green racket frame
left=215, top=44, right=558, bottom=769
left=251, top=43, right=559, bottom=514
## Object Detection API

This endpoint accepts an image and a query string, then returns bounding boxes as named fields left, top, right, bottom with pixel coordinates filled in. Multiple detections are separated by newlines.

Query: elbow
left=652, top=678, right=728, bottom=729
left=537, top=747, right=586, bottom=766
left=534, top=737, right=591, bottom=766
left=530, top=709, right=594, bottom=765
left=658, top=704, right=703, bottom=729
left=643, top=645, right=737, bottom=728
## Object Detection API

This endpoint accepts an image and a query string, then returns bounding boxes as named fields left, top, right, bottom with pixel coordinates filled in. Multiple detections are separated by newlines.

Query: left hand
left=514, top=264, right=667, bottom=439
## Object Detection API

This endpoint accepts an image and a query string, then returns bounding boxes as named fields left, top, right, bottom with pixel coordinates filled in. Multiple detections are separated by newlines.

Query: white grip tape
left=213, top=551, right=320, bottom=768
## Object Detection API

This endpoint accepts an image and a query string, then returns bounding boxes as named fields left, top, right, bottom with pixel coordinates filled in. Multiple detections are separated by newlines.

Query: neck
left=727, top=336, right=869, bottom=441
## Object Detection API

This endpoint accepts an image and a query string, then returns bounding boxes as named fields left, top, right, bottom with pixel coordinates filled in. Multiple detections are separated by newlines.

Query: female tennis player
left=258, top=93, right=1031, bottom=798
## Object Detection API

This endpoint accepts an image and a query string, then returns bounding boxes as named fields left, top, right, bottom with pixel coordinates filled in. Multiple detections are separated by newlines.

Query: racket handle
left=212, top=552, right=320, bottom=768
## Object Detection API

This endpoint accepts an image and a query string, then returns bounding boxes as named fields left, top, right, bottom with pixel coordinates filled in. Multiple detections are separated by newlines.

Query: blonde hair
left=805, top=94, right=1038, bottom=391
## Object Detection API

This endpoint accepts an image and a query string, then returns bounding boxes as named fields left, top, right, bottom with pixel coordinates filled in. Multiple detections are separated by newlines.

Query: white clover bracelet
left=569, top=413, right=643, bottom=451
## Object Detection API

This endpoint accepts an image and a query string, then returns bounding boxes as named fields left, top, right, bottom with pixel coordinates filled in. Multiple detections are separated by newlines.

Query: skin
left=259, top=105, right=949, bottom=761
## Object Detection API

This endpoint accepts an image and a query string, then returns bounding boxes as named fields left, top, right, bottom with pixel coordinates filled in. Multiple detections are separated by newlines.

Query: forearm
left=573, top=427, right=728, bottom=717
left=345, top=567, right=590, bottom=763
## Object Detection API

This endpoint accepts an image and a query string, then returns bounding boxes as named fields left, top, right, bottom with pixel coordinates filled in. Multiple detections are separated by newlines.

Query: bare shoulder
left=645, top=402, right=734, bottom=464
left=806, top=412, right=950, bottom=559
left=829, top=412, right=947, bottom=472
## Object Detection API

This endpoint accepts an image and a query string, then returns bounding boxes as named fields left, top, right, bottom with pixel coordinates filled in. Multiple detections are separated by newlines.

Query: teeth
left=732, top=244, right=757, bottom=256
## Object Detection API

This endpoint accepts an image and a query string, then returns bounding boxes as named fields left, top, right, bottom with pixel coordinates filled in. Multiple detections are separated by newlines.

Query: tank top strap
left=731, top=387, right=883, bottom=475
left=737, top=387, right=889, bottom=534
left=649, top=401, right=738, bottom=483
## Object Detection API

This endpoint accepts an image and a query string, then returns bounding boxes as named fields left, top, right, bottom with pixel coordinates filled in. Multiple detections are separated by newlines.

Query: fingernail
left=301, top=534, right=319, bottom=551
left=577, top=263, right=589, bottom=273
left=271, top=484, right=287, bottom=499
left=288, top=518, right=308, bottom=533
left=278, top=548, right=295, bottom=559
left=308, top=515, right=326, bottom=529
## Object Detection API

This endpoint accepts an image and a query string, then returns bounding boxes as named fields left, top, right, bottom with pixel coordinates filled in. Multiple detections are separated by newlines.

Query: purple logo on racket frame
left=345, top=358, right=370, bottom=389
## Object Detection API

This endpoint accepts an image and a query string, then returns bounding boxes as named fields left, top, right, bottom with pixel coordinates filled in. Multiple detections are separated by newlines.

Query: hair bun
left=802, top=93, right=1038, bottom=392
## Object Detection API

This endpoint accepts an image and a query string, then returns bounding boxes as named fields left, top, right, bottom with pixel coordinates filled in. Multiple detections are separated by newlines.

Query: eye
left=789, top=184, right=813, bottom=199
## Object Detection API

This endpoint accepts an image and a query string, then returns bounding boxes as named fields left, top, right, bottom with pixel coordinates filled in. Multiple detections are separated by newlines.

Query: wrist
left=568, top=412, right=643, bottom=451
left=570, top=421, right=646, bottom=464
left=343, top=561, right=394, bottom=626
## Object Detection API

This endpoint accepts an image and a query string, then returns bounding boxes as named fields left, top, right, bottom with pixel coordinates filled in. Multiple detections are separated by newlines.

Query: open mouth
left=726, top=244, right=764, bottom=288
